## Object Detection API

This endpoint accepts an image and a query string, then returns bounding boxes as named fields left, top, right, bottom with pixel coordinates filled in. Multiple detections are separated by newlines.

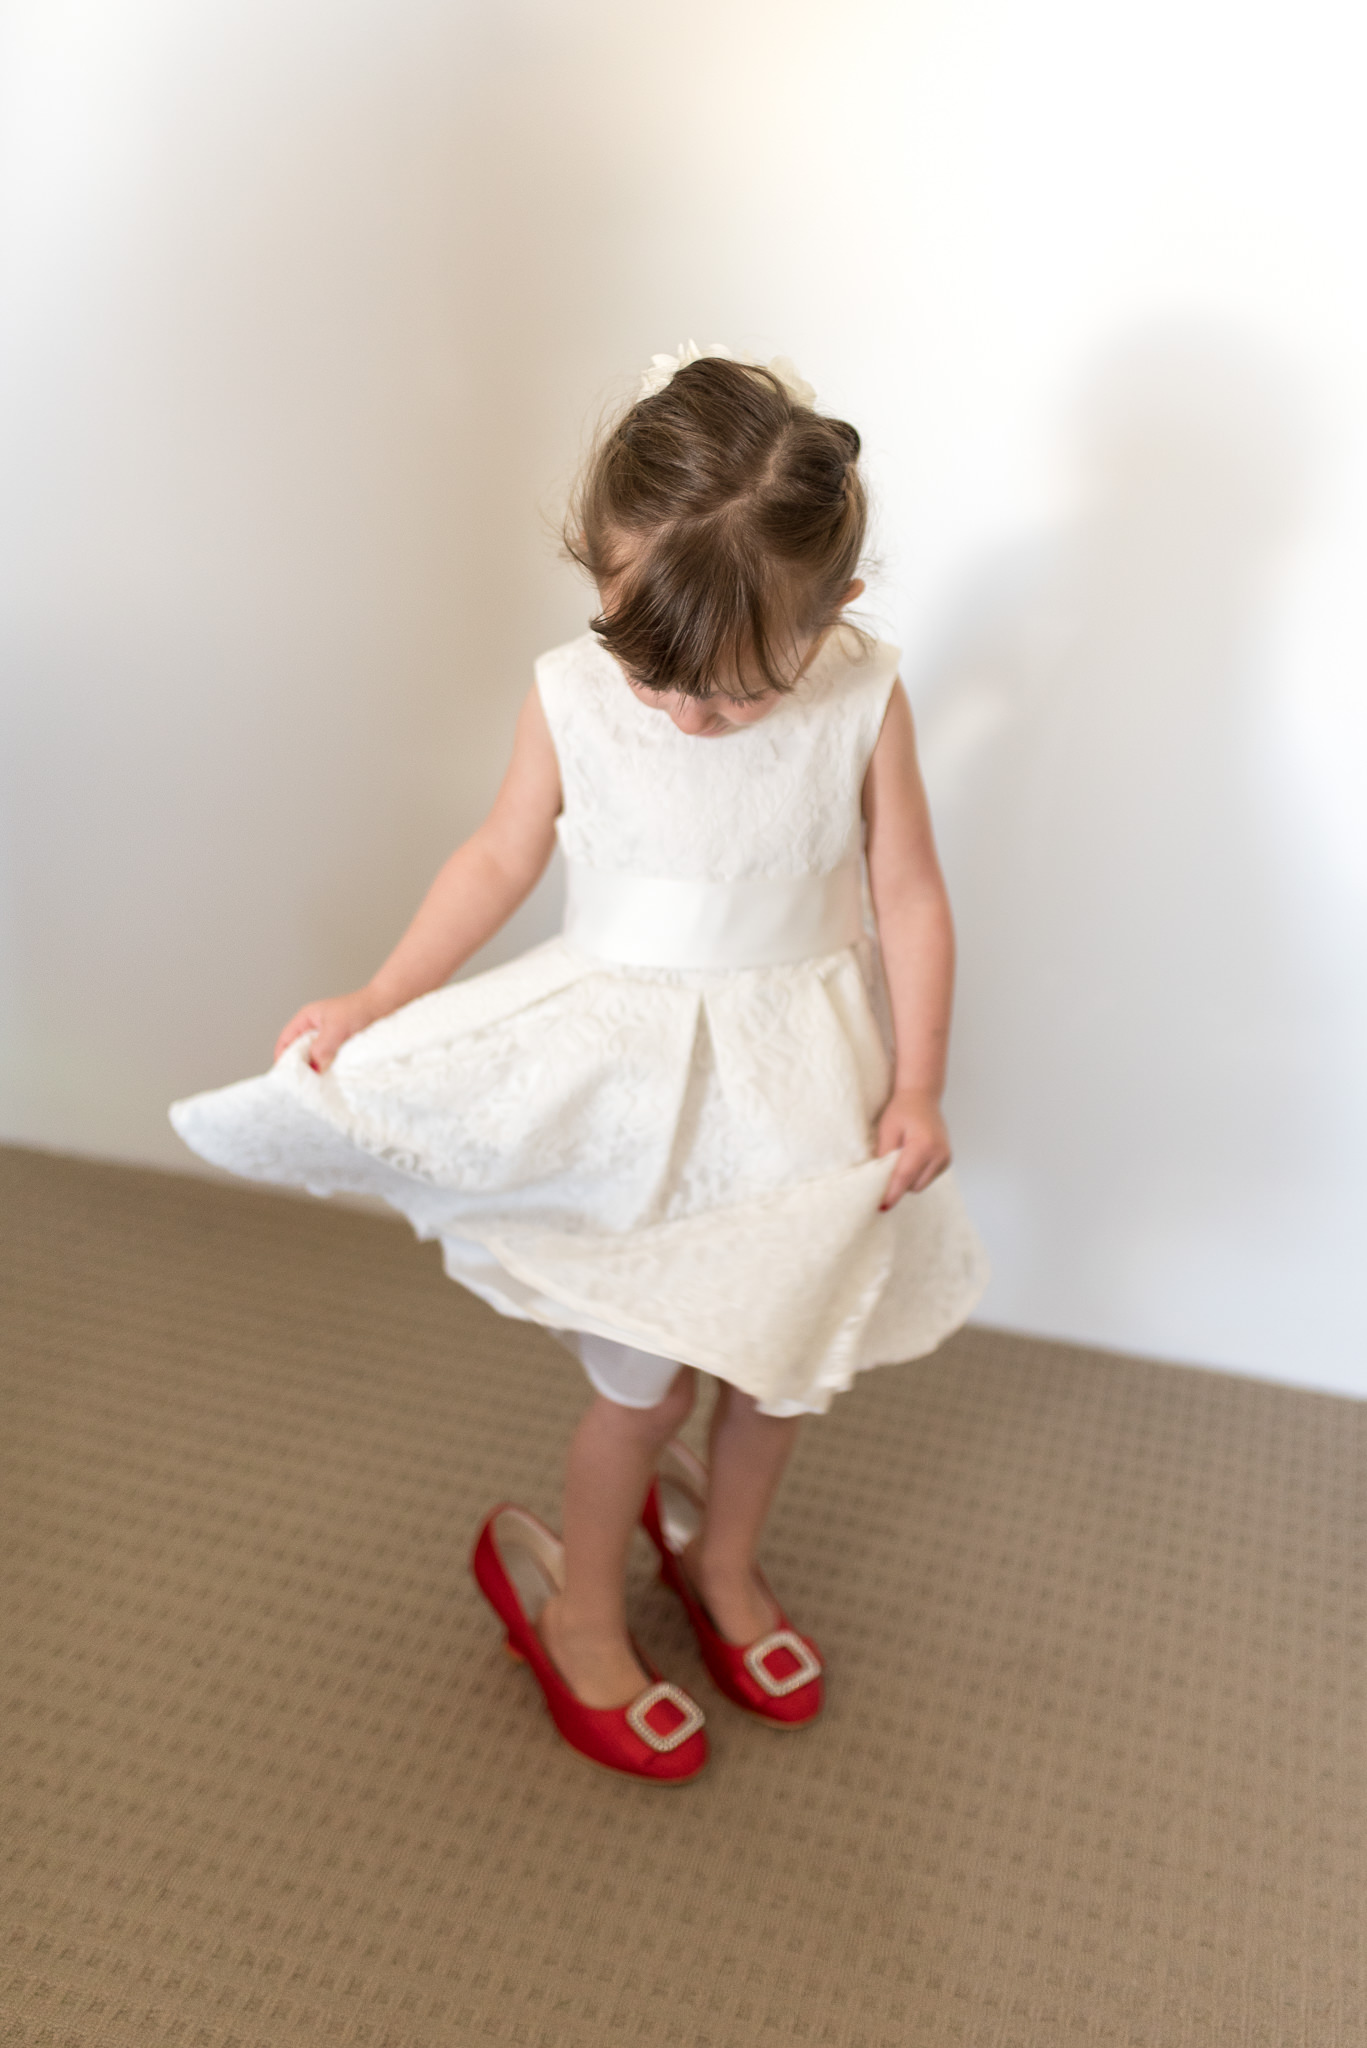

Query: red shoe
left=470, top=1505, right=708, bottom=1784
left=642, top=1440, right=824, bottom=1729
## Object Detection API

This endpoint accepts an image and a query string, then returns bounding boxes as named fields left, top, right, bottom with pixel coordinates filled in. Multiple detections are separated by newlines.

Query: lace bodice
left=535, top=627, right=901, bottom=883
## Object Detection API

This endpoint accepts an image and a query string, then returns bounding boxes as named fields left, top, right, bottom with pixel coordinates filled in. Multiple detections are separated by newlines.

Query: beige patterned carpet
left=2, top=1142, right=1363, bottom=2047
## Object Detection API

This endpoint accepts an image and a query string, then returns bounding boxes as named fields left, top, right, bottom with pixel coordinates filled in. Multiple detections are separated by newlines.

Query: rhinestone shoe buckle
left=743, top=1628, right=823, bottom=1697
left=626, top=1681, right=706, bottom=1752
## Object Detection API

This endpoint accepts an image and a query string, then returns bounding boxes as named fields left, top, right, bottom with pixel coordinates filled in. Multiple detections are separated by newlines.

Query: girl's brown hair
left=565, top=357, right=868, bottom=699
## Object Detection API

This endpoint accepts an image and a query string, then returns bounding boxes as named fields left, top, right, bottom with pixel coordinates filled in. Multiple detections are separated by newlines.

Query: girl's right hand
left=274, top=986, right=391, bottom=1073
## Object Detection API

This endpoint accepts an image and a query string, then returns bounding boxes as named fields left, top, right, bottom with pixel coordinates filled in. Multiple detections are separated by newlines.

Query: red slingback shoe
left=641, top=1440, right=824, bottom=1729
left=471, top=1504, right=708, bottom=1784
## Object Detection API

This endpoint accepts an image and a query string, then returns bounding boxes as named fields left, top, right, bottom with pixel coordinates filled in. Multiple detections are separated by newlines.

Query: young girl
left=170, top=345, right=988, bottom=1785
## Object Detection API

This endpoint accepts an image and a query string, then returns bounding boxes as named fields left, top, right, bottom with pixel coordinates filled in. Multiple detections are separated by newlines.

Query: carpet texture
left=1, top=1142, right=1362, bottom=2048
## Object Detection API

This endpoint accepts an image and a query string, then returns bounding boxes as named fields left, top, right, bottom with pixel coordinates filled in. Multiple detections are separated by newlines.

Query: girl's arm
left=861, top=681, right=956, bottom=1206
left=275, top=685, right=562, bottom=1072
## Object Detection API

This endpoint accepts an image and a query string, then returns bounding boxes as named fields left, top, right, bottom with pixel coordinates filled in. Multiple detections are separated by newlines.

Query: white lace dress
left=170, top=628, right=989, bottom=1414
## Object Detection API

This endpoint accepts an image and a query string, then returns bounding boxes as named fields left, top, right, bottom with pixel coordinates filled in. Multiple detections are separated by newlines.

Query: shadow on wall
left=916, top=321, right=1322, bottom=1369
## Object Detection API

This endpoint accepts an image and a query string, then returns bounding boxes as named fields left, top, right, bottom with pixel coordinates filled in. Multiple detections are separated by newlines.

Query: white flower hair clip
left=638, top=340, right=817, bottom=410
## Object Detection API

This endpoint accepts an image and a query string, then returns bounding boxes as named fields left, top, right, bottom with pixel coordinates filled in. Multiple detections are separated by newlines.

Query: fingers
left=274, top=993, right=373, bottom=1073
left=309, top=1032, right=343, bottom=1075
left=879, top=1141, right=952, bottom=1208
left=275, top=1004, right=332, bottom=1068
left=308, top=1012, right=360, bottom=1074
left=909, top=1148, right=951, bottom=1194
left=273, top=1010, right=315, bottom=1063
left=880, top=1156, right=917, bottom=1208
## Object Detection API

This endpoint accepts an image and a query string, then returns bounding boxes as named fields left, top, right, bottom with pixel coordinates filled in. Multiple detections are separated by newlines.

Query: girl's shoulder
left=534, top=631, right=616, bottom=714
left=790, top=626, right=902, bottom=753
left=534, top=634, right=647, bottom=768
left=800, top=624, right=901, bottom=701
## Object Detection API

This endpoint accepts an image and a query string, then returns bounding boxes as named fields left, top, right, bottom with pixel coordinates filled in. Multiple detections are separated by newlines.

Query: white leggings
left=558, top=1330, right=809, bottom=1419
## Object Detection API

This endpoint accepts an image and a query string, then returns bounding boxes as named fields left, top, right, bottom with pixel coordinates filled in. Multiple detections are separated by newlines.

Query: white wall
left=2, top=0, right=1364, bottom=1390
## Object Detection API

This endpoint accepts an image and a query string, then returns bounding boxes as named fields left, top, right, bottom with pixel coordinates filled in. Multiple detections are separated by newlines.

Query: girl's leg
left=540, top=1368, right=697, bottom=1709
left=686, top=1383, right=802, bottom=1644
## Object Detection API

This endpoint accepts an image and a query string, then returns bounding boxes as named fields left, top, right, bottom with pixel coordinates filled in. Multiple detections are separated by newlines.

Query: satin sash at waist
left=561, top=859, right=865, bottom=970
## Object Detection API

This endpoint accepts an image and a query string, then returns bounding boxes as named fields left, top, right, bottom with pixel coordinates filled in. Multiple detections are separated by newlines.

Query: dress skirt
left=170, top=930, right=989, bottom=1416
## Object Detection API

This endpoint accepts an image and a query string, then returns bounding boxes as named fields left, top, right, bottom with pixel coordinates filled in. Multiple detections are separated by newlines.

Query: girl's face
left=622, top=674, right=781, bottom=737
left=597, top=562, right=866, bottom=739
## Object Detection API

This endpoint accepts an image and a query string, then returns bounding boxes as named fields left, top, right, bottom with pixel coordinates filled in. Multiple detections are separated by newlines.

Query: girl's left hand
left=876, top=1088, right=952, bottom=1207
